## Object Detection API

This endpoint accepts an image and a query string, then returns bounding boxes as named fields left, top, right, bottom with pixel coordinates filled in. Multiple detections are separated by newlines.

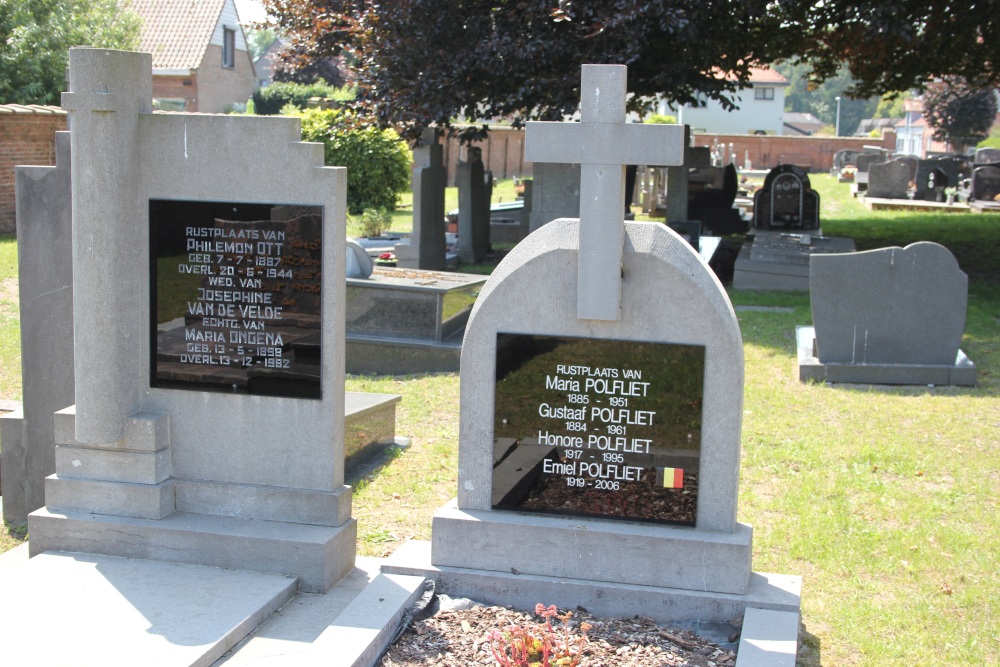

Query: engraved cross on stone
left=525, top=65, right=685, bottom=320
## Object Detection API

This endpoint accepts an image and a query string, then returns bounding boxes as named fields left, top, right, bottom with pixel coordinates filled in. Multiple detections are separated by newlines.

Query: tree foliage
left=289, top=107, right=412, bottom=213
left=262, top=0, right=792, bottom=142
left=0, top=0, right=141, bottom=105
left=773, top=61, right=878, bottom=136
left=262, top=1, right=1000, bottom=142
left=774, top=1, right=1000, bottom=100
left=922, top=77, right=999, bottom=153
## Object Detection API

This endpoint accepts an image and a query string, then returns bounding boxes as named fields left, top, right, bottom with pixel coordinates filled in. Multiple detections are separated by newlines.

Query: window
left=754, top=87, right=775, bottom=101
left=223, top=27, right=235, bottom=68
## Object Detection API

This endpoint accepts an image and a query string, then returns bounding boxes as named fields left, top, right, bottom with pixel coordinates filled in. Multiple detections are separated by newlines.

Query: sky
left=234, top=0, right=268, bottom=25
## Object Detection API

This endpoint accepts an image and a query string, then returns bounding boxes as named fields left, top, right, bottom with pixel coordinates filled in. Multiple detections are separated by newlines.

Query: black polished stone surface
left=492, top=333, right=705, bottom=526
left=150, top=199, right=323, bottom=398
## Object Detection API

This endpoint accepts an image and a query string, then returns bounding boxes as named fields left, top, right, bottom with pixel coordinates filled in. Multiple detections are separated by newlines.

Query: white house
left=660, top=67, right=789, bottom=135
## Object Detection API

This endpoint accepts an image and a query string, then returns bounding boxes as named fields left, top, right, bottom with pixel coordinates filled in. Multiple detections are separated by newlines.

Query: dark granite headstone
left=868, top=159, right=913, bottom=199
left=975, top=147, right=1000, bottom=164
left=854, top=153, right=884, bottom=174
left=491, top=333, right=704, bottom=527
left=753, top=164, right=820, bottom=231
left=971, top=165, right=1000, bottom=202
left=687, top=163, right=746, bottom=235
left=150, top=199, right=323, bottom=398
left=811, top=242, right=967, bottom=366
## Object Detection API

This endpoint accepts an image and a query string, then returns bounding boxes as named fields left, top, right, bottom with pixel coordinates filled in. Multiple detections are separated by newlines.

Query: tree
left=773, top=1, right=1000, bottom=99
left=922, top=77, right=999, bottom=153
left=246, top=26, right=280, bottom=61
left=262, top=0, right=794, bottom=142
left=0, top=0, right=141, bottom=105
left=262, top=1, right=999, bottom=142
left=773, top=61, right=878, bottom=136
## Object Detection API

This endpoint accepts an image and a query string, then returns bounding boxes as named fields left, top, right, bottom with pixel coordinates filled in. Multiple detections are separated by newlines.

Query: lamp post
left=835, top=96, right=842, bottom=137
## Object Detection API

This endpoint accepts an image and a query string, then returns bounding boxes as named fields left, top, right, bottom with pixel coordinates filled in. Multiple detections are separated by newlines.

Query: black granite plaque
left=492, top=333, right=704, bottom=526
left=150, top=199, right=323, bottom=398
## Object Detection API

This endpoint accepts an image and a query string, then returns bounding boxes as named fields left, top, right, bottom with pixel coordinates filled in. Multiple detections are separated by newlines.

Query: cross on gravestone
left=525, top=65, right=684, bottom=321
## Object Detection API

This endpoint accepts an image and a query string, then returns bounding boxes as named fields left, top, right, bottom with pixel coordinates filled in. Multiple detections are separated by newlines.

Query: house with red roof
left=660, top=67, right=790, bottom=135
left=132, top=0, right=256, bottom=113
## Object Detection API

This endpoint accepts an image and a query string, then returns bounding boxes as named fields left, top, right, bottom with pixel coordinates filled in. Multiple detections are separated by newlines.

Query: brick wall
left=0, top=105, right=68, bottom=234
left=152, top=74, right=199, bottom=111
left=441, top=126, right=897, bottom=186
left=692, top=131, right=897, bottom=173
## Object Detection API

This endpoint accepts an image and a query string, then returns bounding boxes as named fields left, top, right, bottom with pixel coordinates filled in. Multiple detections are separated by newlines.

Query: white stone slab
left=736, top=608, right=800, bottom=667
left=0, top=551, right=296, bottom=667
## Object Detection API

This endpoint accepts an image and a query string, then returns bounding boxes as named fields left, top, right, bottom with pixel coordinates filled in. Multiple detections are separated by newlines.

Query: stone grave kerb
left=28, top=48, right=355, bottom=592
left=525, top=65, right=685, bottom=321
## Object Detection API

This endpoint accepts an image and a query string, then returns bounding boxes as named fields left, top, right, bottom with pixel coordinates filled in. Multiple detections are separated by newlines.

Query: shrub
left=356, top=207, right=392, bottom=237
left=643, top=113, right=678, bottom=124
left=253, top=80, right=356, bottom=115
left=291, top=107, right=412, bottom=214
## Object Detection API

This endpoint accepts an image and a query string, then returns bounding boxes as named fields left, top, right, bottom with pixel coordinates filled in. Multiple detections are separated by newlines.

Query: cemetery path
left=378, top=603, right=736, bottom=667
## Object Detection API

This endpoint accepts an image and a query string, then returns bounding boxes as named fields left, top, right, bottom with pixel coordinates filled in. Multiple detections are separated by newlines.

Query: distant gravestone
left=395, top=128, right=446, bottom=270
left=798, top=242, right=976, bottom=385
left=975, top=147, right=1000, bottom=164
left=833, top=149, right=860, bottom=171
left=456, top=146, right=492, bottom=264
left=971, top=165, right=1000, bottom=202
left=528, top=162, right=580, bottom=232
left=382, top=64, right=801, bottom=626
left=867, top=159, right=913, bottom=199
left=688, top=163, right=746, bottom=235
left=753, top=164, right=820, bottom=231
left=346, top=238, right=374, bottom=278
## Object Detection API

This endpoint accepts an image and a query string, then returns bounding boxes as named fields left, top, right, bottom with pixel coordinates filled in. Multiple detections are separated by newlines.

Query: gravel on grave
left=378, top=601, right=737, bottom=667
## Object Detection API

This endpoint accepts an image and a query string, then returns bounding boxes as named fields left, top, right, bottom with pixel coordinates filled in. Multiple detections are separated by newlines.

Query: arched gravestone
left=971, top=164, right=1000, bottom=203
left=752, top=164, right=820, bottom=231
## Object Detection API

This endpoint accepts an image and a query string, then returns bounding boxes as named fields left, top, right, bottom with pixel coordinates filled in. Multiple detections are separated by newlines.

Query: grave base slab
left=796, top=326, right=977, bottom=386
left=346, top=335, right=462, bottom=374
left=382, top=539, right=801, bottom=626
left=0, top=550, right=297, bottom=667
left=430, top=502, right=753, bottom=594
left=27, top=507, right=357, bottom=593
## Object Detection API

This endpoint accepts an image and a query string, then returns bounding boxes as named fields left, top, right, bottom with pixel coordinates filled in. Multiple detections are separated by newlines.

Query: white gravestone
left=384, top=65, right=801, bottom=626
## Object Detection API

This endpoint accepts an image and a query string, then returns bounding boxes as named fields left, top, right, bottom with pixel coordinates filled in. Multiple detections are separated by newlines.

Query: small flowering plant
left=487, top=604, right=591, bottom=667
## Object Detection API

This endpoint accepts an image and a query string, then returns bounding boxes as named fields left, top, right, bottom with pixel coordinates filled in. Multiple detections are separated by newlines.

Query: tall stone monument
left=26, top=48, right=356, bottom=593
left=395, top=128, right=447, bottom=270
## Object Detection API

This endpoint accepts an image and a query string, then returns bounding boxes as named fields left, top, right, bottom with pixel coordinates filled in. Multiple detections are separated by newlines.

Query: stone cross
left=525, top=65, right=684, bottom=320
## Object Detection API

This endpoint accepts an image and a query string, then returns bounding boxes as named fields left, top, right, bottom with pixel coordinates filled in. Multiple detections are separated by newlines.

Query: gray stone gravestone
left=867, top=158, right=913, bottom=200
left=528, top=162, right=581, bottom=232
left=0, top=133, right=74, bottom=526
left=26, top=48, right=356, bottom=593
left=382, top=64, right=800, bottom=628
left=833, top=148, right=860, bottom=171
left=798, top=242, right=976, bottom=385
left=395, top=128, right=446, bottom=270
left=852, top=153, right=884, bottom=189
left=971, top=165, right=1000, bottom=203
left=752, top=164, right=820, bottom=231
left=456, top=147, right=492, bottom=264
left=975, top=147, right=1000, bottom=164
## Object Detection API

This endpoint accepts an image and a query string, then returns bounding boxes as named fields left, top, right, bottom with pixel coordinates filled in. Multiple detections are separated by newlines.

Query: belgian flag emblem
left=656, top=467, right=684, bottom=489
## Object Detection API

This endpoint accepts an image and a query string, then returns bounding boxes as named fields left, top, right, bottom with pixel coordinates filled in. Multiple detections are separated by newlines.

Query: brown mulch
left=378, top=603, right=737, bottom=667
left=518, top=469, right=699, bottom=525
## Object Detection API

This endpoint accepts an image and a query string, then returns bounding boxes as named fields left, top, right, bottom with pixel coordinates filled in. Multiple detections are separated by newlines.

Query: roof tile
left=132, top=0, right=226, bottom=71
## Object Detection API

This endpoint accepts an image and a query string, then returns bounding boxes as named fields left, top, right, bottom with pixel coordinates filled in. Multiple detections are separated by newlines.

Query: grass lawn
left=2, top=173, right=999, bottom=665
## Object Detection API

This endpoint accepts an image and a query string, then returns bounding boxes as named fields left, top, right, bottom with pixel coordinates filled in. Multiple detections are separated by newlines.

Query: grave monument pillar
left=395, top=128, right=446, bottom=270
left=61, top=48, right=151, bottom=443
left=456, top=146, right=491, bottom=264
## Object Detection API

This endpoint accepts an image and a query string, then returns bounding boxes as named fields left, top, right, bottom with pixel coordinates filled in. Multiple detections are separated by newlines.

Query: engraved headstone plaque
left=150, top=199, right=323, bottom=398
left=492, top=333, right=704, bottom=526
